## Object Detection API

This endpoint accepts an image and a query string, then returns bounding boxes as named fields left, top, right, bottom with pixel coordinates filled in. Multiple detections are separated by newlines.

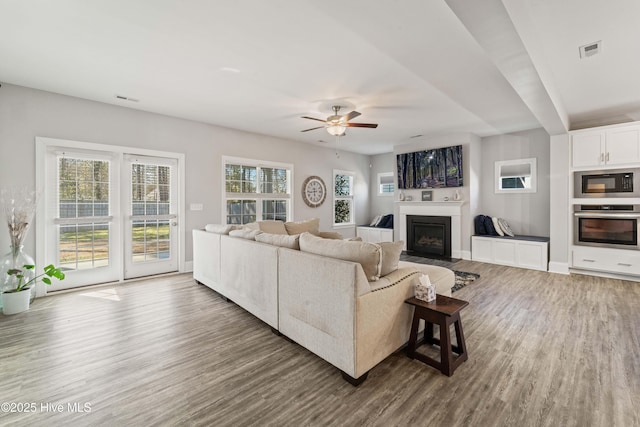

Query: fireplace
left=407, top=215, right=452, bottom=258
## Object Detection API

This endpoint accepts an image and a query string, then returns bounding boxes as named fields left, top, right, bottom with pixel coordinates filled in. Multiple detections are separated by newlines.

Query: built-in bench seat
left=471, top=234, right=549, bottom=271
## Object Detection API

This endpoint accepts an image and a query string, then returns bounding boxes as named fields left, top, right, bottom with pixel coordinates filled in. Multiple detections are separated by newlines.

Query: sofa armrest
left=278, top=248, right=371, bottom=376
left=397, top=261, right=454, bottom=297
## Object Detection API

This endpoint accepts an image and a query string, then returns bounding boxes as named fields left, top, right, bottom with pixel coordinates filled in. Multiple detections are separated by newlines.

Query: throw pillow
left=497, top=218, right=515, bottom=237
left=204, top=224, right=236, bottom=234
left=474, top=215, right=488, bottom=235
left=492, top=217, right=505, bottom=236
left=255, top=232, right=300, bottom=250
left=377, top=214, right=394, bottom=228
left=379, top=241, right=404, bottom=276
left=257, top=220, right=288, bottom=235
left=483, top=216, right=499, bottom=236
left=284, top=218, right=320, bottom=235
left=299, top=232, right=382, bottom=281
left=369, top=215, right=381, bottom=227
left=229, top=229, right=263, bottom=240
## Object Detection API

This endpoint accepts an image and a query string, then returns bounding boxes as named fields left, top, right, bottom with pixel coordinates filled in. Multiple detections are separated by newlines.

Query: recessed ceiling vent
left=115, top=95, right=139, bottom=102
left=579, top=41, right=601, bottom=59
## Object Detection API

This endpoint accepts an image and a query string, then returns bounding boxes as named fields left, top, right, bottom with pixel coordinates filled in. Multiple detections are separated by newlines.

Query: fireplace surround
left=398, top=202, right=463, bottom=259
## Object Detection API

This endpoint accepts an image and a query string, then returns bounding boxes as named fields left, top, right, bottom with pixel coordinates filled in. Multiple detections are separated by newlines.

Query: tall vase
left=0, top=245, right=36, bottom=308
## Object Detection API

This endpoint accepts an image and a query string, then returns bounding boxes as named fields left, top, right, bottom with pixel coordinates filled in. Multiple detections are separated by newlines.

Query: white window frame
left=333, top=169, right=355, bottom=227
left=222, top=156, right=293, bottom=224
left=377, top=172, right=395, bottom=196
left=495, top=158, right=537, bottom=194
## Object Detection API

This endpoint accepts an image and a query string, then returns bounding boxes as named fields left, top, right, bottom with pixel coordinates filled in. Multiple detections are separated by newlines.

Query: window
left=334, top=170, right=355, bottom=226
left=495, top=158, right=537, bottom=193
left=378, top=172, right=394, bottom=196
left=223, top=157, right=292, bottom=224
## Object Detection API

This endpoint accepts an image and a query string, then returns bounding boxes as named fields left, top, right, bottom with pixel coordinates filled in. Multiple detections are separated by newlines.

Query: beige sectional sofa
left=192, top=221, right=454, bottom=385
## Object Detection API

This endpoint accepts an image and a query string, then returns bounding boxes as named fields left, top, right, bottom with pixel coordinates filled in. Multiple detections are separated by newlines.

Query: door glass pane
left=58, top=223, right=110, bottom=270
left=130, top=163, right=173, bottom=263
left=57, top=157, right=111, bottom=271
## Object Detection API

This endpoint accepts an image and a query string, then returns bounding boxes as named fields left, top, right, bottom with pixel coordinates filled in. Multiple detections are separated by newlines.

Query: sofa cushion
left=229, top=229, right=263, bottom=240
left=205, top=224, right=237, bottom=234
left=285, top=218, right=320, bottom=235
left=256, top=220, right=288, bottom=235
left=316, top=231, right=343, bottom=240
left=255, top=232, right=300, bottom=250
left=299, top=232, right=381, bottom=281
left=379, top=241, right=404, bottom=276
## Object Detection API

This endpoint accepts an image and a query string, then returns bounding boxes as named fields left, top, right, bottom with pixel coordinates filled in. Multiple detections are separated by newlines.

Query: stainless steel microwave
left=574, top=168, right=640, bottom=198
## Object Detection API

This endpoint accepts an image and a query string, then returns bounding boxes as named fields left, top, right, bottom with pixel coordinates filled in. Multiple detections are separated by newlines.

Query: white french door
left=123, top=155, right=178, bottom=279
left=45, top=151, right=122, bottom=289
left=39, top=139, right=182, bottom=291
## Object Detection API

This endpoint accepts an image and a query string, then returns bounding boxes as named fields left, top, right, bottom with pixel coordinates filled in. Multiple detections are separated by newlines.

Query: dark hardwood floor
left=0, top=262, right=639, bottom=426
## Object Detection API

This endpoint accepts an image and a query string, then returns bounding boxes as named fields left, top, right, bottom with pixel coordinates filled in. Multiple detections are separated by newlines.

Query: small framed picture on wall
left=421, top=190, right=433, bottom=201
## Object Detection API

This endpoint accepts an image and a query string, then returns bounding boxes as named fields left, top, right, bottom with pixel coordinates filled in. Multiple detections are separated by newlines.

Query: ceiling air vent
left=579, top=41, right=601, bottom=59
left=115, top=95, right=139, bottom=102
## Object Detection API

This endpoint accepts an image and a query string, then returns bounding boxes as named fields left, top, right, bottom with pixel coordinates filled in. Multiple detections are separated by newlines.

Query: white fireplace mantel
left=397, top=201, right=464, bottom=258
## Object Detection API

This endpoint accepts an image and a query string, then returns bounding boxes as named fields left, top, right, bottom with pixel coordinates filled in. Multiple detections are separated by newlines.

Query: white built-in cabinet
left=356, top=226, right=393, bottom=243
left=571, top=125, right=640, bottom=168
left=471, top=236, right=548, bottom=271
left=572, top=246, right=640, bottom=276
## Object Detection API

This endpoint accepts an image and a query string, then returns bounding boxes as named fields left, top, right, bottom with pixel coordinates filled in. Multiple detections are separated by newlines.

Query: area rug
left=451, top=270, right=480, bottom=293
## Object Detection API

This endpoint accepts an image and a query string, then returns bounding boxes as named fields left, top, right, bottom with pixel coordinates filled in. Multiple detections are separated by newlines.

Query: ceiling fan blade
left=346, top=123, right=378, bottom=128
left=301, top=126, right=326, bottom=132
left=301, top=116, right=327, bottom=123
left=343, top=110, right=361, bottom=121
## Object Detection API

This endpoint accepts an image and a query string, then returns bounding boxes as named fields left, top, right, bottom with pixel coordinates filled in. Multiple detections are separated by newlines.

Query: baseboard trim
left=184, top=260, right=193, bottom=272
left=548, top=262, right=569, bottom=274
left=460, top=250, right=471, bottom=260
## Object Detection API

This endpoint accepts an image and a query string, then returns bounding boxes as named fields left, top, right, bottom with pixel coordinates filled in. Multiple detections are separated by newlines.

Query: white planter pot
left=2, top=288, right=31, bottom=315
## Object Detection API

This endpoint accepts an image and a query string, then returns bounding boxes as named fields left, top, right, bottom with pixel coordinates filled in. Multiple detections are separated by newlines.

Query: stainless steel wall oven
left=573, top=205, right=640, bottom=250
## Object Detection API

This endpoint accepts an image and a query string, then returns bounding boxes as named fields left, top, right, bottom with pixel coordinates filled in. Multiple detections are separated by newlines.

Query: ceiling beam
left=445, top=0, right=569, bottom=135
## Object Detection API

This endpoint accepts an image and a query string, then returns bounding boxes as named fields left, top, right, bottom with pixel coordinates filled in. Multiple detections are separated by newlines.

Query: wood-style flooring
left=1, top=261, right=639, bottom=426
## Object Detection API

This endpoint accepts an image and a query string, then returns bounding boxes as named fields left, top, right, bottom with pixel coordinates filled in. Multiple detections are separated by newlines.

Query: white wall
left=369, top=153, right=395, bottom=221
left=479, top=128, right=551, bottom=236
left=0, top=84, right=371, bottom=265
left=393, top=133, right=479, bottom=258
left=548, top=133, right=570, bottom=273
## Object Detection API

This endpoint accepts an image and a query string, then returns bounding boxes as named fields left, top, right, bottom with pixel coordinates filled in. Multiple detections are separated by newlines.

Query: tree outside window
left=334, top=171, right=354, bottom=225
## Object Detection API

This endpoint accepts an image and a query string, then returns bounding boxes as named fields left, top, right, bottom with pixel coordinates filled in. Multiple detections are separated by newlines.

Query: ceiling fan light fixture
left=327, top=124, right=346, bottom=136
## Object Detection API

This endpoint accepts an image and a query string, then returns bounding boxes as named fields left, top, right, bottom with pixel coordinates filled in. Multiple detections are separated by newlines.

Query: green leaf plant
left=5, top=264, right=65, bottom=293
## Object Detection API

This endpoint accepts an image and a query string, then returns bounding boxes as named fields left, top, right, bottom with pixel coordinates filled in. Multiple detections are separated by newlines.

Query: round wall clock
left=302, top=176, right=327, bottom=208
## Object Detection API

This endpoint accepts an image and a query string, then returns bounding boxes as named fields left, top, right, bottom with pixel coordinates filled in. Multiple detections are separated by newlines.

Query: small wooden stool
left=405, top=295, right=469, bottom=376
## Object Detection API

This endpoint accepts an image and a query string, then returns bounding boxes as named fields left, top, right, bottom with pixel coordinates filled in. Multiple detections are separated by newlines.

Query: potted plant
left=2, top=264, right=65, bottom=315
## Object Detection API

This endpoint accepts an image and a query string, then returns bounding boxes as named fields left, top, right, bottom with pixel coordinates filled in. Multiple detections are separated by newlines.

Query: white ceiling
left=0, top=0, right=637, bottom=154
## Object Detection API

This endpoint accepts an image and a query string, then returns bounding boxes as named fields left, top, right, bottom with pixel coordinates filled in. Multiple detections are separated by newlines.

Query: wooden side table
left=405, top=295, right=469, bottom=376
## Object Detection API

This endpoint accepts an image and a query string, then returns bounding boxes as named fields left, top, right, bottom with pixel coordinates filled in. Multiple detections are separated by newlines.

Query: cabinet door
left=471, top=237, right=493, bottom=262
left=516, top=242, right=547, bottom=271
left=493, top=240, right=517, bottom=265
left=572, top=132, right=604, bottom=168
left=605, top=128, right=640, bottom=165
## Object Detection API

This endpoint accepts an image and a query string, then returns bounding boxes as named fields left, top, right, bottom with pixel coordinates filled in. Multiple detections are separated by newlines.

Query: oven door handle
left=574, top=212, right=640, bottom=219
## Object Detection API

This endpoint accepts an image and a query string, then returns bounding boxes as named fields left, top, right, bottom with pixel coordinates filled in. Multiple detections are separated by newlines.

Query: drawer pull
left=582, top=259, right=596, bottom=262
left=617, top=263, right=632, bottom=267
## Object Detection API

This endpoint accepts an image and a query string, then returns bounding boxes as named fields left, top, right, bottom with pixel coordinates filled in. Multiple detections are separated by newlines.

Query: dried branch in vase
left=1, top=188, right=39, bottom=249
